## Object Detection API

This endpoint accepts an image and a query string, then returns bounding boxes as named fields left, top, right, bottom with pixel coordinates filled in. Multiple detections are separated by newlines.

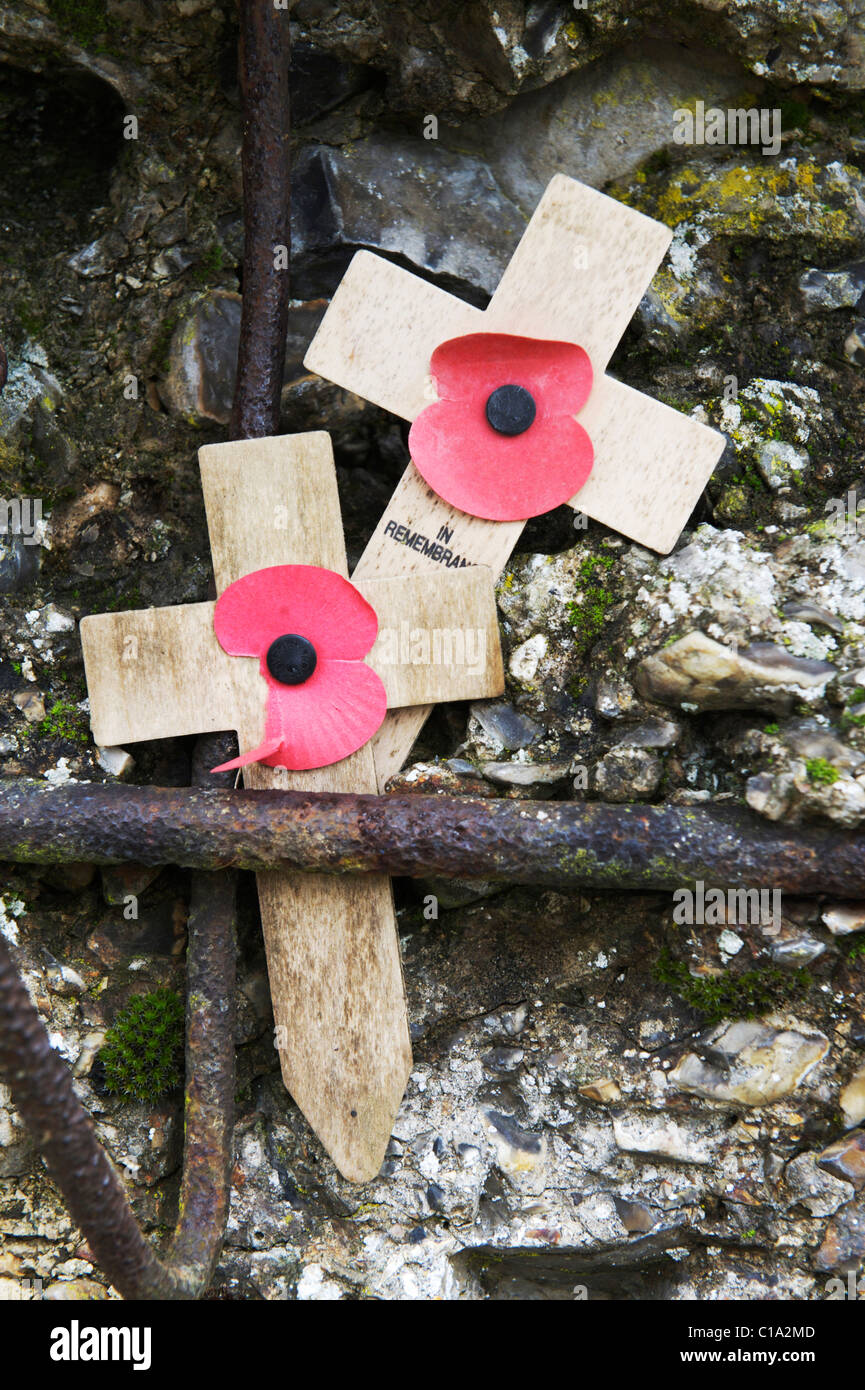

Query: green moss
left=653, top=947, right=811, bottom=1025
left=805, top=757, right=840, bottom=786
left=194, top=242, right=225, bottom=285
left=566, top=550, right=617, bottom=652
left=847, top=938, right=865, bottom=963
left=779, top=98, right=811, bottom=133
left=100, top=989, right=185, bottom=1103
left=38, top=698, right=89, bottom=745
left=764, top=722, right=779, bottom=734
left=48, top=0, right=109, bottom=47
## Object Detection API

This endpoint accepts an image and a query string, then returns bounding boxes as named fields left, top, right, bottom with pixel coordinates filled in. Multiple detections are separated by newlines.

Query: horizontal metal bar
left=0, top=779, right=862, bottom=895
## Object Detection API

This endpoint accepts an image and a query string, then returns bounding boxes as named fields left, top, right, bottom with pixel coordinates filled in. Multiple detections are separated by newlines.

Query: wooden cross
left=305, top=173, right=727, bottom=788
left=79, top=432, right=503, bottom=1180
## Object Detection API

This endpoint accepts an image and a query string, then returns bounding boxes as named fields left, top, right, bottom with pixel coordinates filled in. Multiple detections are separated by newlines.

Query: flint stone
left=593, top=746, right=662, bottom=801
left=841, top=1064, right=865, bottom=1128
left=822, top=903, right=865, bottom=937
left=469, top=700, right=542, bottom=750
left=669, top=1020, right=830, bottom=1106
left=635, top=632, right=836, bottom=714
left=291, top=138, right=525, bottom=299
left=818, top=1130, right=865, bottom=1187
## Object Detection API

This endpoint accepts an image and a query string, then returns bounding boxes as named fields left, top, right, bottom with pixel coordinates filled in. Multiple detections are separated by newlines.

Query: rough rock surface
left=2, top=0, right=865, bottom=1302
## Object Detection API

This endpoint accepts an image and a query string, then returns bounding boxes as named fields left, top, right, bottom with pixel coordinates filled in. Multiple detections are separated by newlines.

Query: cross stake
left=80, top=432, right=503, bottom=1180
left=305, top=173, right=727, bottom=788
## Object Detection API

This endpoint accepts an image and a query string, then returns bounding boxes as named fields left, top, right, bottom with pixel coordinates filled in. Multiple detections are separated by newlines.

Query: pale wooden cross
left=305, top=173, right=727, bottom=788
left=80, top=432, right=503, bottom=1181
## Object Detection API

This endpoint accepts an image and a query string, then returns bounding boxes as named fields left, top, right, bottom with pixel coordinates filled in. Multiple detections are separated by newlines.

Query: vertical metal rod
left=230, top=0, right=292, bottom=439
left=0, top=0, right=292, bottom=1298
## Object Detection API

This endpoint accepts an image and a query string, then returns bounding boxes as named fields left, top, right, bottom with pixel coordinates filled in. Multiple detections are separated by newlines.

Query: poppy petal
left=410, top=405, right=594, bottom=522
left=256, top=657, right=387, bottom=770
left=430, top=333, right=593, bottom=414
left=214, top=565, right=378, bottom=660
left=211, top=735, right=283, bottom=774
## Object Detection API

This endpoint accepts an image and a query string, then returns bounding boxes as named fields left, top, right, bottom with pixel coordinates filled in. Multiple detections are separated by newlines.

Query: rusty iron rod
left=0, top=0, right=291, bottom=1294
left=230, top=0, right=291, bottom=440
left=0, top=744, right=239, bottom=1298
left=0, top=780, right=863, bottom=895
left=0, top=931, right=177, bottom=1299
left=164, top=734, right=238, bottom=1296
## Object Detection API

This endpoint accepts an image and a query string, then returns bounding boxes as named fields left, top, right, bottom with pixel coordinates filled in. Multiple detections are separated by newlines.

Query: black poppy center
left=485, top=383, right=536, bottom=436
left=266, top=633, right=317, bottom=686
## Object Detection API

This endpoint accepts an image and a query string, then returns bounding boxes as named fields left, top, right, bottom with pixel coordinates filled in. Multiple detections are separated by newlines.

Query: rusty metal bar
left=0, top=930, right=177, bottom=1299
left=0, top=780, right=863, bottom=895
left=230, top=0, right=291, bottom=440
left=165, top=734, right=238, bottom=1295
left=0, top=746, right=239, bottom=1298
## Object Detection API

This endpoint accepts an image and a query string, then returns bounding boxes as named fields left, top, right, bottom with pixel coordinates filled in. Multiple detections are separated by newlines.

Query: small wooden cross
left=80, top=432, right=503, bottom=1180
left=305, top=173, right=727, bottom=787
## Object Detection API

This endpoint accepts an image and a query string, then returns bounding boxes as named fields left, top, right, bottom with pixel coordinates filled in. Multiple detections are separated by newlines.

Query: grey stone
left=454, top=47, right=753, bottom=209
left=784, top=1153, right=853, bottom=1217
left=594, top=675, right=639, bottom=720
left=161, top=293, right=327, bottom=424
left=469, top=700, right=542, bottom=750
left=799, top=263, right=865, bottom=312
left=783, top=721, right=865, bottom=773
left=67, top=232, right=127, bottom=278
left=481, top=760, right=570, bottom=789
left=821, top=903, right=865, bottom=937
left=755, top=440, right=809, bottom=491
left=616, top=718, right=681, bottom=749
left=841, top=1064, right=865, bottom=1127
left=593, top=746, right=662, bottom=801
left=817, top=1131, right=865, bottom=1188
left=0, top=537, right=41, bottom=595
left=291, top=138, right=525, bottom=298
left=669, top=1021, right=830, bottom=1107
left=612, top=1111, right=725, bottom=1165
left=635, top=632, right=836, bottom=714
left=844, top=321, right=865, bottom=366
left=781, top=600, right=844, bottom=634
left=769, top=934, right=826, bottom=967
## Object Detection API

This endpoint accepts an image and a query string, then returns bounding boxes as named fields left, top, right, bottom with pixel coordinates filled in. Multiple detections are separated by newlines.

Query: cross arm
left=304, top=250, right=484, bottom=421
left=304, top=251, right=723, bottom=552
left=573, top=376, right=725, bottom=554
left=80, top=602, right=264, bottom=749
left=80, top=571, right=502, bottom=750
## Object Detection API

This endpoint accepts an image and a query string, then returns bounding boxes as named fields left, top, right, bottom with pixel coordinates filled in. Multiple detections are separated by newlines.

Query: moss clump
left=39, top=698, right=89, bottom=745
left=805, top=757, right=840, bottom=786
left=194, top=242, right=226, bottom=284
left=653, top=947, right=811, bottom=1025
left=48, top=0, right=108, bottom=47
left=100, top=989, right=185, bottom=1103
left=566, top=551, right=617, bottom=652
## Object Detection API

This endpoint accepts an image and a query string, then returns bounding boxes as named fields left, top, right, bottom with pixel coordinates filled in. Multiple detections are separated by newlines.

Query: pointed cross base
left=81, top=433, right=503, bottom=1179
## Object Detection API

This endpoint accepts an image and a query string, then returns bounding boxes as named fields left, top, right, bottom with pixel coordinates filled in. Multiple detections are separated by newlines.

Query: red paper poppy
left=211, top=564, right=387, bottom=773
left=408, top=333, right=594, bottom=521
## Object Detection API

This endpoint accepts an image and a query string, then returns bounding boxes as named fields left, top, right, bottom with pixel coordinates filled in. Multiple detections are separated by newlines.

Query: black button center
left=485, top=383, right=536, bottom=436
left=266, top=633, right=317, bottom=685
